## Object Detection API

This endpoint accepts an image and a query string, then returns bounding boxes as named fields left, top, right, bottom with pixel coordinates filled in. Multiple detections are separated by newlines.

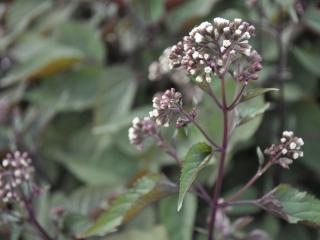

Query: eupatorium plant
left=77, top=17, right=320, bottom=240
left=1, top=16, right=319, bottom=240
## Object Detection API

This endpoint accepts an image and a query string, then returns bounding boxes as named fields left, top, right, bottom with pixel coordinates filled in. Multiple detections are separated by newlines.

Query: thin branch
left=227, top=83, right=247, bottom=110
left=207, top=85, right=223, bottom=110
left=227, top=161, right=273, bottom=202
left=192, top=120, right=222, bottom=151
left=20, top=191, right=54, bottom=240
left=179, top=108, right=222, bottom=151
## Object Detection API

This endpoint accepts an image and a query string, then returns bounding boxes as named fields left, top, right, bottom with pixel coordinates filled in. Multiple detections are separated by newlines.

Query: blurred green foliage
left=0, top=0, right=319, bottom=239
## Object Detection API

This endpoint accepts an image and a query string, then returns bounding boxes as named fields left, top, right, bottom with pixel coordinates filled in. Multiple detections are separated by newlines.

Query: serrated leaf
left=240, top=88, right=279, bottom=103
left=80, top=174, right=177, bottom=237
left=259, top=184, right=320, bottom=229
left=238, top=103, right=270, bottom=126
left=178, top=143, right=212, bottom=211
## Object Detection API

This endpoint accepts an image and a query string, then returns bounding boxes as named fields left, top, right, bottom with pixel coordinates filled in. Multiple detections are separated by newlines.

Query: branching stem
left=207, top=76, right=229, bottom=240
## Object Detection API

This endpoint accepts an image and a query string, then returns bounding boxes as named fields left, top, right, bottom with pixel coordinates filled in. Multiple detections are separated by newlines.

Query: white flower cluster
left=280, top=131, right=304, bottom=160
left=150, top=88, right=182, bottom=127
left=169, top=17, right=258, bottom=83
left=265, top=131, right=304, bottom=169
left=148, top=48, right=172, bottom=81
left=128, top=88, right=191, bottom=149
left=128, top=117, right=157, bottom=149
left=0, top=151, right=34, bottom=203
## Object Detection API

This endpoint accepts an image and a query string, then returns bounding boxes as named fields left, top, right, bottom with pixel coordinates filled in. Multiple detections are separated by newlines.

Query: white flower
left=283, top=131, right=293, bottom=137
left=190, top=69, right=196, bottom=75
left=223, top=40, right=231, bottom=48
left=298, top=138, right=304, bottom=146
left=2, top=159, right=9, bottom=167
left=204, top=66, right=212, bottom=73
left=293, top=152, right=299, bottom=159
left=206, top=25, right=213, bottom=33
left=195, top=76, right=203, bottom=82
left=281, top=148, right=288, bottom=154
left=192, top=51, right=199, bottom=59
left=194, top=33, right=204, bottom=43
left=289, top=142, right=297, bottom=149
left=280, top=138, right=286, bottom=143
left=132, top=117, right=140, bottom=127
left=235, top=29, right=242, bottom=36
left=234, top=18, right=242, bottom=24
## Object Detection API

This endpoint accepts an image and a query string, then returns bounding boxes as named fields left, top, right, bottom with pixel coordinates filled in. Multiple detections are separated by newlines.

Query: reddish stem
left=207, top=77, right=229, bottom=240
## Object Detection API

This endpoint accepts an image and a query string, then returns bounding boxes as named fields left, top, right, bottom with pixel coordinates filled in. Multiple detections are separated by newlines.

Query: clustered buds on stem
left=264, top=131, right=304, bottom=169
left=150, top=88, right=182, bottom=127
left=128, top=117, right=157, bottom=150
left=129, top=88, right=194, bottom=149
left=148, top=48, right=172, bottom=81
left=0, top=151, right=34, bottom=203
left=169, top=17, right=262, bottom=83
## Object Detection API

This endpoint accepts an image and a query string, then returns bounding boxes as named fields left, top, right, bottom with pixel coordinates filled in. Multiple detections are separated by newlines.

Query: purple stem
left=207, top=76, right=229, bottom=240
left=20, top=191, right=54, bottom=240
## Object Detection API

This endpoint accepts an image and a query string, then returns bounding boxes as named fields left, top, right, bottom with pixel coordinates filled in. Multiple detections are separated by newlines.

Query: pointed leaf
left=259, top=184, right=320, bottom=229
left=80, top=174, right=177, bottom=237
left=240, top=88, right=279, bottom=103
left=238, top=103, right=270, bottom=126
left=178, top=142, right=212, bottom=211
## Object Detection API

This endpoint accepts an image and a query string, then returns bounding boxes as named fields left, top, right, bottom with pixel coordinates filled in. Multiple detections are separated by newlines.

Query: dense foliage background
left=0, top=0, right=319, bottom=239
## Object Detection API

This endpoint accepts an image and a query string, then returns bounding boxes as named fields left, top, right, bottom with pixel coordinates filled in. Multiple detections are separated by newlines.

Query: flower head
left=128, top=117, right=157, bottom=149
left=264, top=131, right=304, bottom=169
left=169, top=17, right=262, bottom=83
left=0, top=151, right=34, bottom=203
left=150, top=88, right=182, bottom=127
left=148, top=47, right=172, bottom=81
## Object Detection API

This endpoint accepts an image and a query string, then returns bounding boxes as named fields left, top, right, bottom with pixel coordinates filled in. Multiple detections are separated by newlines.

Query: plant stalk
left=207, top=77, right=229, bottom=240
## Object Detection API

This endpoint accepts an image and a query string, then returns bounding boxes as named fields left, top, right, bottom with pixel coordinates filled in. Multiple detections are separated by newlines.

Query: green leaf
left=241, top=88, right=279, bottom=103
left=166, top=0, right=219, bottom=32
left=1, top=35, right=84, bottom=86
left=259, top=184, right=320, bottom=228
left=237, top=103, right=270, bottom=126
left=293, top=47, right=320, bottom=76
left=107, top=225, right=169, bottom=240
left=25, top=65, right=106, bottom=112
left=290, top=102, right=320, bottom=173
left=53, top=21, right=104, bottom=62
left=160, top=195, right=197, bottom=240
left=178, top=142, right=212, bottom=211
left=304, top=7, right=320, bottom=33
left=80, top=174, right=177, bottom=237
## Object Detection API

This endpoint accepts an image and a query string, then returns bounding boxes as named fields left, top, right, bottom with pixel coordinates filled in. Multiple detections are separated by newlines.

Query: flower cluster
left=0, top=151, right=34, bottom=203
left=148, top=47, right=172, bottom=81
left=264, top=131, right=304, bottom=169
left=128, top=117, right=157, bottom=149
left=129, top=88, right=194, bottom=149
left=150, top=88, right=182, bottom=127
left=169, top=17, right=262, bottom=83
